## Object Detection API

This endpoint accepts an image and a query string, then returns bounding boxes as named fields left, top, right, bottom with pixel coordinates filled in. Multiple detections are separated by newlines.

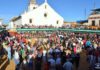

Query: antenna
left=93, top=0, right=96, bottom=9
left=45, top=0, right=47, bottom=3
left=84, top=8, right=86, bottom=19
left=30, top=0, right=36, bottom=4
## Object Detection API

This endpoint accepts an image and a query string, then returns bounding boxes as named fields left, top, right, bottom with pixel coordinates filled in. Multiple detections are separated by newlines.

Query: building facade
left=10, top=0, right=64, bottom=28
left=88, top=8, right=100, bottom=26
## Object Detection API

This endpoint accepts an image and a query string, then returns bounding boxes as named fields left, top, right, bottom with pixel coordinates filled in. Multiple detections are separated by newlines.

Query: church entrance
left=92, top=20, right=95, bottom=26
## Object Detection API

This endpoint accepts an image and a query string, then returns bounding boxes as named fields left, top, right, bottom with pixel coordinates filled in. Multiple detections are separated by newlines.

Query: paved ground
left=1, top=50, right=89, bottom=70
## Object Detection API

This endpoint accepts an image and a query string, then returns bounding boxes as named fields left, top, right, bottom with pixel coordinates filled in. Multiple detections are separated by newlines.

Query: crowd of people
left=16, top=25, right=56, bottom=29
left=15, top=25, right=99, bottom=30
left=0, top=30, right=100, bottom=70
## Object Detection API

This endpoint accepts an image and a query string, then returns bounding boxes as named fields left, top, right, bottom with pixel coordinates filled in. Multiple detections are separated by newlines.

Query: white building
left=88, top=8, right=100, bottom=26
left=0, top=19, right=3, bottom=25
left=10, top=0, right=64, bottom=28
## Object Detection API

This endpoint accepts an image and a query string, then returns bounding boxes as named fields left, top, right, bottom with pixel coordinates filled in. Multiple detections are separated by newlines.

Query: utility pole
left=84, top=8, right=86, bottom=19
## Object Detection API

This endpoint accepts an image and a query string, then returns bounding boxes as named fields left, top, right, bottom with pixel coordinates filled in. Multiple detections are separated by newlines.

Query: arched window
left=44, top=13, right=47, bottom=18
left=33, top=7, right=36, bottom=9
left=57, top=20, right=59, bottom=24
left=29, top=19, right=32, bottom=23
left=45, top=5, right=47, bottom=9
left=92, top=20, right=95, bottom=26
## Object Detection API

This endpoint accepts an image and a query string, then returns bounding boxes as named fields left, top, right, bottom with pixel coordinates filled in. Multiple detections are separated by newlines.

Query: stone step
left=0, top=55, right=7, bottom=66
left=0, top=55, right=8, bottom=70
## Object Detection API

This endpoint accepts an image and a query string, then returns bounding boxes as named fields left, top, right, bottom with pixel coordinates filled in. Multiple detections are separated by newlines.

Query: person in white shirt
left=48, top=48, right=53, bottom=54
left=43, top=49, right=47, bottom=63
left=14, top=50, right=20, bottom=70
left=14, top=50, right=19, bottom=65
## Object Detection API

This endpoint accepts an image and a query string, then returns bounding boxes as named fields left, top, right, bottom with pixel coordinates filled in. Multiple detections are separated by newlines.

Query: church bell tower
left=28, top=0, right=38, bottom=11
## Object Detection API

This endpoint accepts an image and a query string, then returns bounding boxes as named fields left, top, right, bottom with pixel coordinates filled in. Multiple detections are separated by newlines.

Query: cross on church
left=30, top=0, right=36, bottom=4
left=45, top=0, right=47, bottom=3
left=30, top=0, right=48, bottom=4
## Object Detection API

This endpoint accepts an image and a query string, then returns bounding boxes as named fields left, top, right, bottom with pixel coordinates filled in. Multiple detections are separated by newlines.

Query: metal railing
left=15, top=28, right=100, bottom=33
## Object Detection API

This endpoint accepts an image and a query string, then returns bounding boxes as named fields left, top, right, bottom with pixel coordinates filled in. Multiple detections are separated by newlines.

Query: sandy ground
left=5, top=60, right=15, bottom=70
left=78, top=50, right=89, bottom=70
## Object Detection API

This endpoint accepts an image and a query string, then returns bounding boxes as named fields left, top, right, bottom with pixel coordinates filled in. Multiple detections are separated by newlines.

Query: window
left=57, top=20, right=59, bottom=24
left=29, top=19, right=32, bottom=23
left=33, top=7, right=36, bottom=9
left=45, top=5, right=47, bottom=9
left=92, top=20, right=95, bottom=26
left=44, top=13, right=47, bottom=18
left=99, top=20, right=100, bottom=26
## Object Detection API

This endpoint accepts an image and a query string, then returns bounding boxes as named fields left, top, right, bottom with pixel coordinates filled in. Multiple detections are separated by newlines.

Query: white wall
left=21, top=3, right=64, bottom=27
left=83, top=22, right=88, bottom=25
left=13, top=18, right=22, bottom=26
left=28, top=4, right=38, bottom=11
left=7, top=21, right=14, bottom=29
left=88, top=14, right=100, bottom=26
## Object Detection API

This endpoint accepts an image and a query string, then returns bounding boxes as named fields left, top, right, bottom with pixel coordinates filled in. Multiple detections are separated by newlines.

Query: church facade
left=10, top=0, right=64, bottom=28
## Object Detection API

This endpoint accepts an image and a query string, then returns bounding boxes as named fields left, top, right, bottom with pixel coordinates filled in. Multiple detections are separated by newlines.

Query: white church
left=9, top=0, right=64, bottom=28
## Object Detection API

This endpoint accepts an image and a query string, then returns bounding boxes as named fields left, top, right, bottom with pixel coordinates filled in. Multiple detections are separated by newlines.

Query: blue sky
left=0, top=0, right=100, bottom=23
